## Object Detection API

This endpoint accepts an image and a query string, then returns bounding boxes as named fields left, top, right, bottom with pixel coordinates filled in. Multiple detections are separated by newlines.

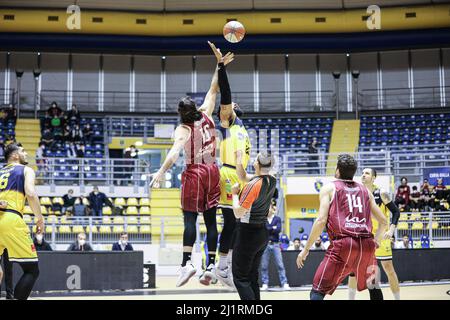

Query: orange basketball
left=223, top=21, right=245, bottom=43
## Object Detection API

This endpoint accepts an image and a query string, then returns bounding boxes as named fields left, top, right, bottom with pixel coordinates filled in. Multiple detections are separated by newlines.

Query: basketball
left=223, top=21, right=245, bottom=43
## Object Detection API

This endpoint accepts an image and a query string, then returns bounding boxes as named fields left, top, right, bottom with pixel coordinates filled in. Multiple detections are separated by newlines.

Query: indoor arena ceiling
left=0, top=0, right=449, bottom=11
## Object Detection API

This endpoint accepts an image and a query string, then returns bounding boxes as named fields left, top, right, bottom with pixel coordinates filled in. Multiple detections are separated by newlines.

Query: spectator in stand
left=88, top=186, right=113, bottom=217
left=310, top=236, right=325, bottom=251
left=83, top=123, right=94, bottom=145
left=62, top=189, right=76, bottom=214
left=395, top=177, right=411, bottom=212
left=67, top=233, right=93, bottom=251
left=67, top=142, right=78, bottom=158
left=434, top=178, right=447, bottom=201
left=70, top=124, right=83, bottom=143
left=288, top=238, right=301, bottom=251
left=420, top=179, right=432, bottom=211
left=63, top=124, right=71, bottom=142
left=33, top=233, right=53, bottom=251
left=112, top=233, right=134, bottom=251
left=73, top=196, right=90, bottom=223
left=76, top=143, right=85, bottom=158
left=47, top=101, right=62, bottom=118
left=321, top=233, right=330, bottom=250
left=123, top=145, right=138, bottom=185
left=396, top=234, right=412, bottom=249
left=409, top=186, right=421, bottom=212
left=5, top=104, right=17, bottom=124
left=41, top=128, right=55, bottom=150
left=307, top=137, right=319, bottom=174
left=35, top=142, right=46, bottom=178
left=67, top=104, right=81, bottom=125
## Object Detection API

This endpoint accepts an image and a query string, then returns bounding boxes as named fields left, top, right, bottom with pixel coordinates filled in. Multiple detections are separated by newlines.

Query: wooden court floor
left=29, top=277, right=450, bottom=300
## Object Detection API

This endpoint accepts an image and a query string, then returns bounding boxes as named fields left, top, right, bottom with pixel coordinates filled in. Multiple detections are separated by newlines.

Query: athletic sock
left=208, top=254, right=216, bottom=267
left=348, top=288, right=357, bottom=300
left=182, top=252, right=191, bottom=267
left=219, top=254, right=228, bottom=270
left=393, top=291, right=400, bottom=300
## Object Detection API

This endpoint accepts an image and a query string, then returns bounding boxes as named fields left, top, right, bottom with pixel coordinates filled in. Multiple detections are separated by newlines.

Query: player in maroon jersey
left=296, top=154, right=389, bottom=300
left=151, top=49, right=234, bottom=287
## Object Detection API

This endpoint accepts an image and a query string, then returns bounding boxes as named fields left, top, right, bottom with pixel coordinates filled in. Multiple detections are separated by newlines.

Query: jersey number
left=200, top=124, right=212, bottom=144
left=0, top=173, right=10, bottom=190
left=346, top=194, right=362, bottom=213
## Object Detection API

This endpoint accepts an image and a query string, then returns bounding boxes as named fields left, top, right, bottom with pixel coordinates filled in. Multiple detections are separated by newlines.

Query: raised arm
left=297, top=184, right=332, bottom=268
left=198, top=67, right=219, bottom=119
left=235, top=150, right=253, bottom=183
left=24, top=167, right=44, bottom=234
left=208, top=41, right=235, bottom=128
left=150, top=125, right=191, bottom=188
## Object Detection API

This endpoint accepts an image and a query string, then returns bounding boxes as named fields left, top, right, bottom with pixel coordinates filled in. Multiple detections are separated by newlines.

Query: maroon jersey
left=327, top=180, right=373, bottom=240
left=183, top=113, right=216, bottom=165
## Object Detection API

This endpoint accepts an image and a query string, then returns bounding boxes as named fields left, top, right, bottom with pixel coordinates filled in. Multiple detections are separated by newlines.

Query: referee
left=231, top=151, right=277, bottom=300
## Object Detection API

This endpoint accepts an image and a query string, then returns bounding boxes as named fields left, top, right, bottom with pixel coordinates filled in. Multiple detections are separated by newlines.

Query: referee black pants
left=232, top=223, right=268, bottom=300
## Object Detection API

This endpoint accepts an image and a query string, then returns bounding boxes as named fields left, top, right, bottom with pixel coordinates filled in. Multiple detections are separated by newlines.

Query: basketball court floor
left=29, top=277, right=450, bottom=300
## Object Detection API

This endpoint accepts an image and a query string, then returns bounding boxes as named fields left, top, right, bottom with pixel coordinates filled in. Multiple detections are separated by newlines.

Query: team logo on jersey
left=314, top=180, right=323, bottom=192
left=345, top=216, right=367, bottom=229
left=31, top=244, right=36, bottom=252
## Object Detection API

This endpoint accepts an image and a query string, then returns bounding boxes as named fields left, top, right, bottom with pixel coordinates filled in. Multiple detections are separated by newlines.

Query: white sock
left=348, top=288, right=356, bottom=300
left=219, top=255, right=228, bottom=270
left=393, top=291, right=400, bottom=300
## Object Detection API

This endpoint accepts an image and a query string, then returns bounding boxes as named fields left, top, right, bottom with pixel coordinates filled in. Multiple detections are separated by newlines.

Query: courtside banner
left=423, top=167, right=450, bottom=186
left=286, top=176, right=391, bottom=195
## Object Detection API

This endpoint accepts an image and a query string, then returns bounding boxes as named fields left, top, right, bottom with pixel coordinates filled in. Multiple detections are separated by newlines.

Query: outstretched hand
left=208, top=41, right=234, bottom=66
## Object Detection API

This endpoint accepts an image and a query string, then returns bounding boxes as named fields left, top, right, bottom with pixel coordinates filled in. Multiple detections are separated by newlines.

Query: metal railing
left=36, top=158, right=151, bottom=192
left=392, top=152, right=450, bottom=182
left=359, top=143, right=450, bottom=153
left=24, top=215, right=225, bottom=248
left=280, top=151, right=392, bottom=176
left=395, top=212, right=450, bottom=242
left=360, top=86, right=450, bottom=110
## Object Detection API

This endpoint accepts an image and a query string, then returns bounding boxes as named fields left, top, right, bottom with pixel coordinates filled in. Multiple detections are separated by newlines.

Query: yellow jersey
left=0, top=163, right=26, bottom=217
left=219, top=116, right=251, bottom=168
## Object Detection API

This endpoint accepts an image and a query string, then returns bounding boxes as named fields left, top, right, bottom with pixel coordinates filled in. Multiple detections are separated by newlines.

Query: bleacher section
left=40, top=118, right=105, bottom=158
left=23, top=193, right=223, bottom=241
left=359, top=113, right=450, bottom=150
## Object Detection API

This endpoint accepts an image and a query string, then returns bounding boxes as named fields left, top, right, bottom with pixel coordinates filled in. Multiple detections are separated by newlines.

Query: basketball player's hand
left=36, top=216, right=45, bottom=234
left=296, top=249, right=309, bottom=269
left=235, top=150, right=243, bottom=164
left=374, top=239, right=380, bottom=249
left=0, top=200, right=7, bottom=209
left=149, top=171, right=164, bottom=189
left=231, top=183, right=240, bottom=195
left=208, top=41, right=234, bottom=66
left=383, top=230, right=394, bottom=240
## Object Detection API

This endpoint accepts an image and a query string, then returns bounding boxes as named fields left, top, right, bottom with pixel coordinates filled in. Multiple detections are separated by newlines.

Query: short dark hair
left=412, top=186, right=418, bottom=190
left=5, top=143, right=22, bottom=161
left=370, top=168, right=377, bottom=178
left=293, top=238, right=301, bottom=242
left=120, top=232, right=128, bottom=237
left=401, top=176, right=408, bottom=183
left=336, top=154, right=357, bottom=180
left=178, top=97, right=202, bottom=124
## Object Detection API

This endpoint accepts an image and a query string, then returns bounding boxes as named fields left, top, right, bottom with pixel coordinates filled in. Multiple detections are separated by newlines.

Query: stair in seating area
left=14, top=118, right=41, bottom=168
left=326, top=120, right=360, bottom=175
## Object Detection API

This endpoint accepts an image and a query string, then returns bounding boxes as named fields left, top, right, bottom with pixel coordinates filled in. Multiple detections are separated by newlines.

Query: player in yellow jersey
left=348, top=167, right=401, bottom=300
left=208, top=42, right=251, bottom=287
left=0, top=143, right=44, bottom=300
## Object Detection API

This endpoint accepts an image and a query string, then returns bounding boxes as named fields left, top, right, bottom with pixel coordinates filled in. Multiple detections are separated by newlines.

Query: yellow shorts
left=375, top=238, right=393, bottom=260
left=0, top=211, right=38, bottom=262
left=218, top=166, right=243, bottom=209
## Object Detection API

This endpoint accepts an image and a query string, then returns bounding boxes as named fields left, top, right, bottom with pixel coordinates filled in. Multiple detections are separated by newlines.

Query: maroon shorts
left=312, top=237, right=377, bottom=296
left=181, top=163, right=220, bottom=212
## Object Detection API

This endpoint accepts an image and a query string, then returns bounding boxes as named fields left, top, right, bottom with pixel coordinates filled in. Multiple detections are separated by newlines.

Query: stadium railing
left=392, top=151, right=450, bottom=182
left=36, top=157, right=151, bottom=192
left=360, top=86, right=450, bottom=110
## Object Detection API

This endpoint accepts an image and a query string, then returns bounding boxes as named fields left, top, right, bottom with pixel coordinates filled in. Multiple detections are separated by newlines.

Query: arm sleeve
left=386, top=201, right=400, bottom=225
left=218, top=62, right=232, bottom=105
left=239, top=179, right=262, bottom=210
left=275, top=217, right=282, bottom=233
